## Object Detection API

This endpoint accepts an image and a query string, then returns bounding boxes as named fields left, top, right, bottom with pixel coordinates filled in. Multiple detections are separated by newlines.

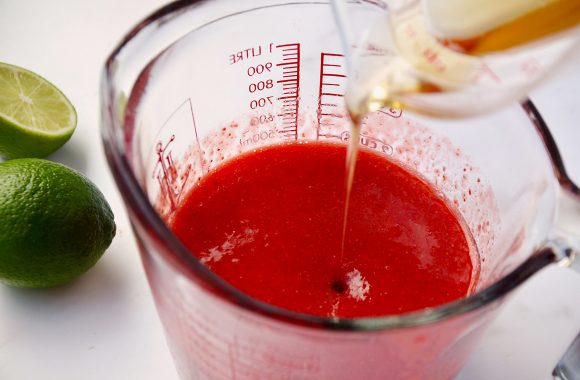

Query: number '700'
left=250, top=96, right=273, bottom=109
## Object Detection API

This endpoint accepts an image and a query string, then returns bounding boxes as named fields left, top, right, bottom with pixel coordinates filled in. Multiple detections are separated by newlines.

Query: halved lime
left=0, top=62, right=77, bottom=159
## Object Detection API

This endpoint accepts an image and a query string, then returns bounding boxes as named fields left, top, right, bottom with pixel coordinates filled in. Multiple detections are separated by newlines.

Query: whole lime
left=0, top=159, right=116, bottom=288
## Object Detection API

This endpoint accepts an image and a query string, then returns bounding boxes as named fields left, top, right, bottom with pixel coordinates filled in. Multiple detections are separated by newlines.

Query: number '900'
left=247, top=62, right=272, bottom=76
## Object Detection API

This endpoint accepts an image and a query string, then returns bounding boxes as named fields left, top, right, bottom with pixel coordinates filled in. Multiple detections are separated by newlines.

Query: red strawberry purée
left=170, top=142, right=477, bottom=318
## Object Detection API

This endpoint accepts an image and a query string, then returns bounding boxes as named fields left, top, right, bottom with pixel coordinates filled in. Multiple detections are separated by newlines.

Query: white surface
left=0, top=1, right=579, bottom=379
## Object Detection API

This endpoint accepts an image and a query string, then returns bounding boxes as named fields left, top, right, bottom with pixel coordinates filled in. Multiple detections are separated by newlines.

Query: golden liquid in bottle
left=347, top=0, right=580, bottom=118
left=448, top=0, right=580, bottom=55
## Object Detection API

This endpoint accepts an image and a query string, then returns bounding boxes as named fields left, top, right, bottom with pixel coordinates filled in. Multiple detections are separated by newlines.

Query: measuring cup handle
left=525, top=101, right=580, bottom=379
left=535, top=184, right=580, bottom=380
left=547, top=155, right=580, bottom=273
left=550, top=186, right=580, bottom=273
left=524, top=101, right=580, bottom=272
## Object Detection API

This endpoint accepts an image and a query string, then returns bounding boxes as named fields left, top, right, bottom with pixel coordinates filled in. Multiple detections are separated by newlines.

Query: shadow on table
left=47, top=138, right=88, bottom=173
left=0, top=253, right=130, bottom=322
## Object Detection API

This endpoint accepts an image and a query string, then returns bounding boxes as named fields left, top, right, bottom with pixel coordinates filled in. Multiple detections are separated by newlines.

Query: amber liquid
left=449, top=0, right=580, bottom=55
left=345, top=0, right=580, bottom=117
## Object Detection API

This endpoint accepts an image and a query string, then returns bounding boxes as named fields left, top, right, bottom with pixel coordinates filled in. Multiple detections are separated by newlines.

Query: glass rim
left=99, top=0, right=575, bottom=332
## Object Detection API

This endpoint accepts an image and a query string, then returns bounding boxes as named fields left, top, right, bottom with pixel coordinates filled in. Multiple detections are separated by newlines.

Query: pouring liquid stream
left=335, top=0, right=580, bottom=276
left=339, top=115, right=360, bottom=273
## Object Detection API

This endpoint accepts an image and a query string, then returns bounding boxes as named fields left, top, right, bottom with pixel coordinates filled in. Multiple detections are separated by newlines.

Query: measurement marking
left=274, top=43, right=300, bottom=140
left=378, top=108, right=403, bottom=118
left=321, top=53, right=343, bottom=57
left=156, top=98, right=191, bottom=131
left=319, top=133, right=341, bottom=138
left=150, top=97, right=202, bottom=212
left=153, top=136, right=178, bottom=210
left=317, top=53, right=347, bottom=140
left=187, top=98, right=205, bottom=177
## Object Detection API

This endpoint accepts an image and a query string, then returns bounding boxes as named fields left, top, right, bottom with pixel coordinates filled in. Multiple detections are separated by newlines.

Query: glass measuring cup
left=99, top=1, right=580, bottom=379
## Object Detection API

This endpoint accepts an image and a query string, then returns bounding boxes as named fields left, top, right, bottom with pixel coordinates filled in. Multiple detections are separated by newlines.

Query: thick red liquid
left=171, top=142, right=476, bottom=318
